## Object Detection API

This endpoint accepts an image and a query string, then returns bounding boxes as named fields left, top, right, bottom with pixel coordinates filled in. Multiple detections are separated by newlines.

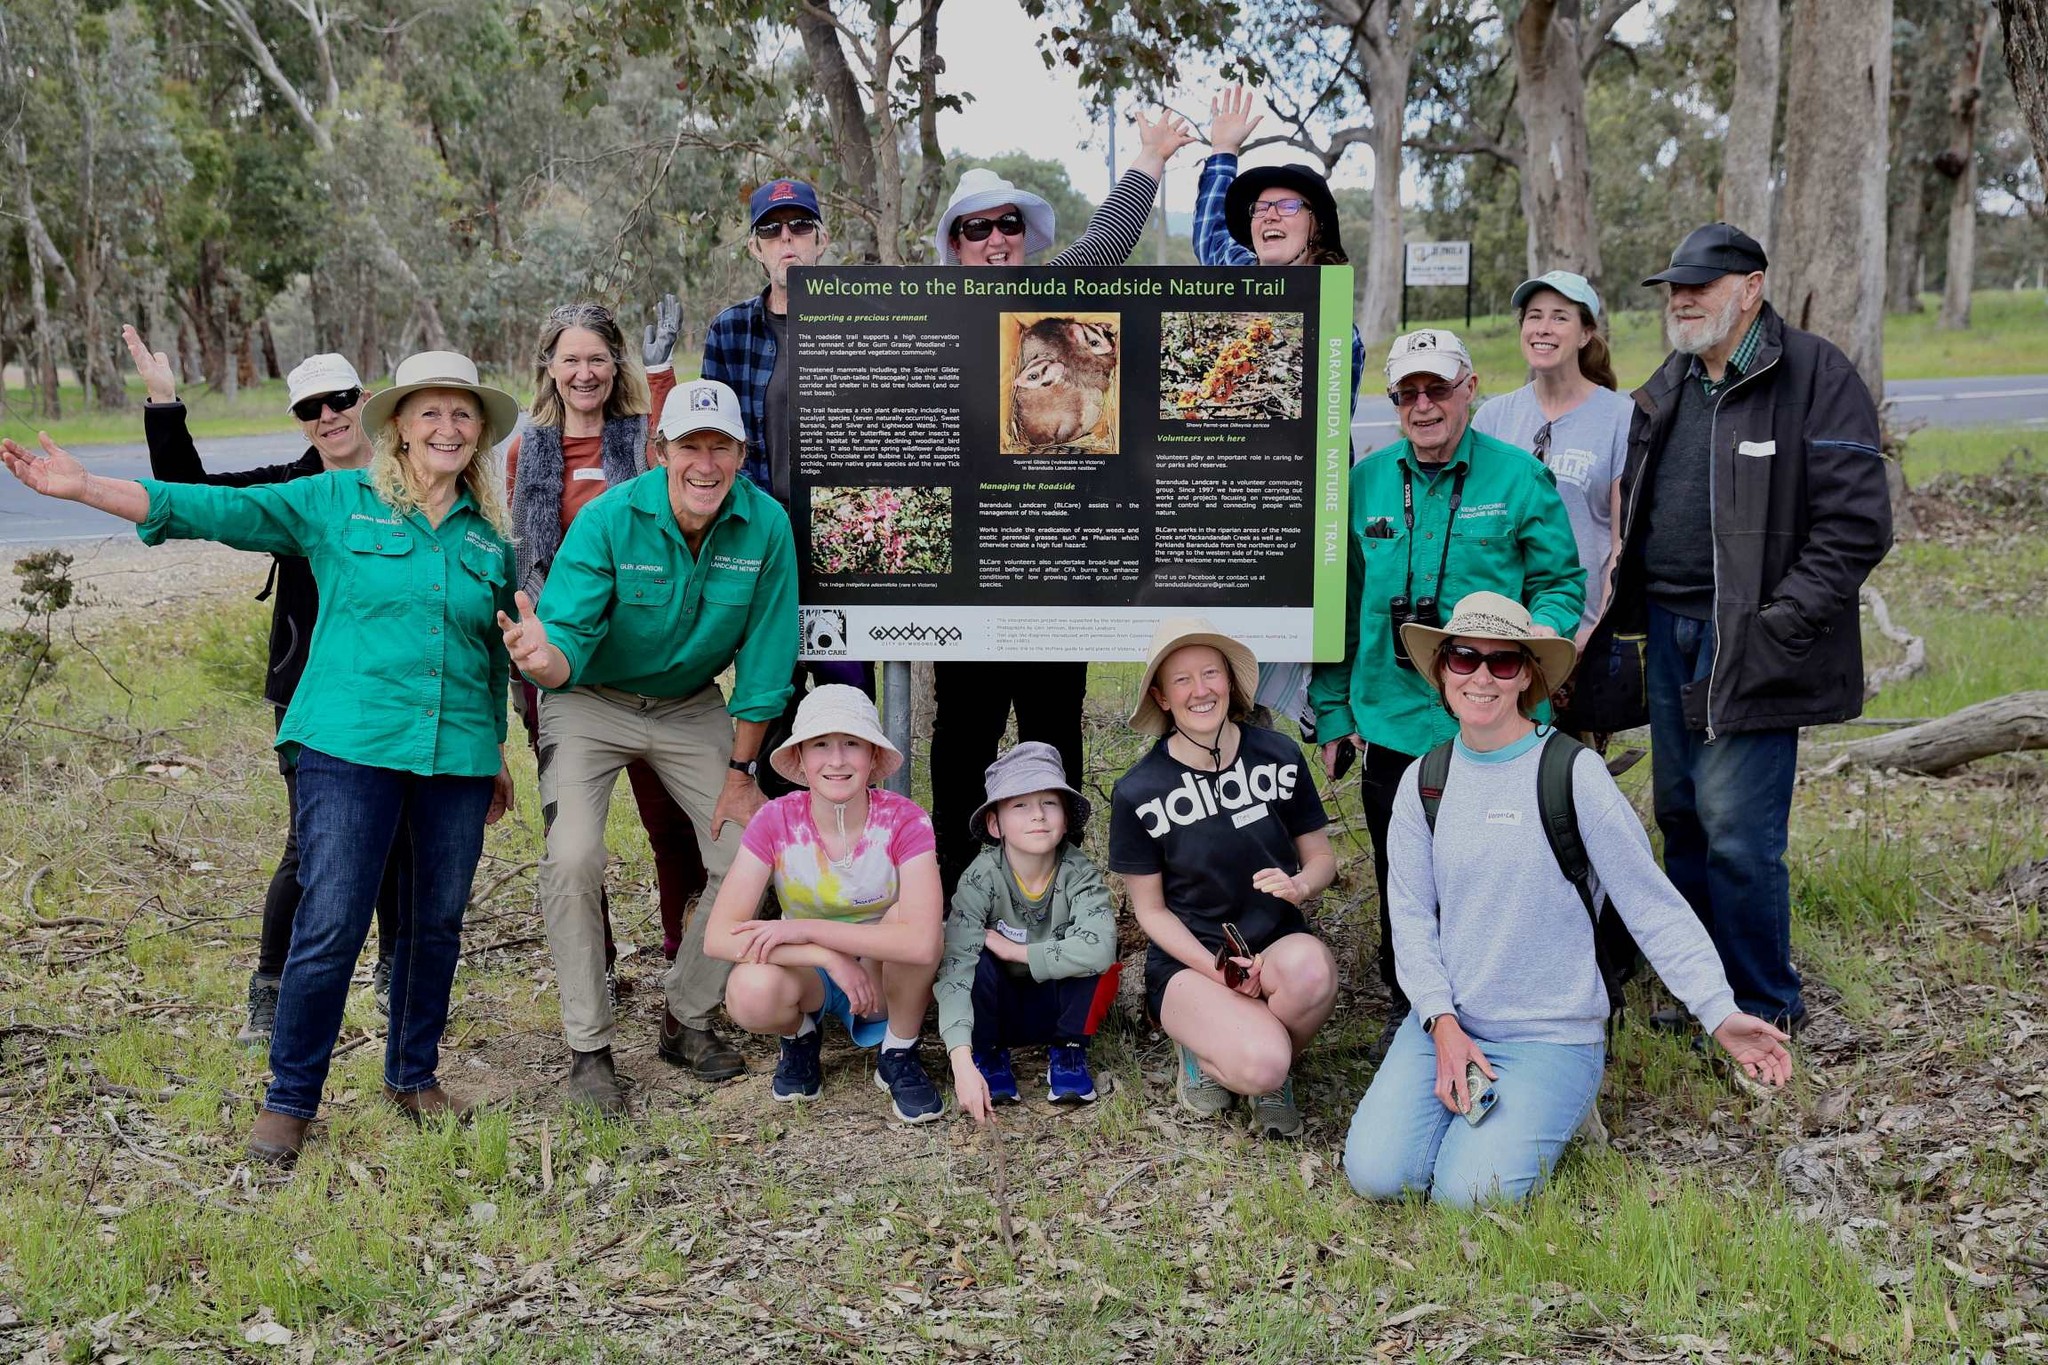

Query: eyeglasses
left=752, top=217, right=821, bottom=240
left=1532, top=420, right=1554, bottom=461
left=1440, top=643, right=1531, bottom=680
left=1249, top=198, right=1309, bottom=219
left=291, top=387, right=363, bottom=422
left=952, top=211, right=1026, bottom=242
left=1388, top=379, right=1463, bottom=408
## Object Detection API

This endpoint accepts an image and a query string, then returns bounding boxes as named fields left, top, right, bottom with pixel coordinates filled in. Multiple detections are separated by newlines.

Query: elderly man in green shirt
left=1309, top=328, right=1585, bottom=1063
left=500, top=378, right=797, bottom=1112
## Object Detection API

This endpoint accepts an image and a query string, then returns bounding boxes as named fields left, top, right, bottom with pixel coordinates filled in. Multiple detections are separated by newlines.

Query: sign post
left=1402, top=241, right=1474, bottom=330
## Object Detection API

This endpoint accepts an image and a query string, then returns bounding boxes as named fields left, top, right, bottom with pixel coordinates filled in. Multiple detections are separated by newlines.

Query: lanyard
left=1402, top=462, right=1467, bottom=603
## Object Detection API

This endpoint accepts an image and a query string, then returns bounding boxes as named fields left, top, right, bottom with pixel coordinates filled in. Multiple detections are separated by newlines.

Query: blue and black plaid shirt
left=699, top=287, right=777, bottom=494
left=1194, top=152, right=1365, bottom=415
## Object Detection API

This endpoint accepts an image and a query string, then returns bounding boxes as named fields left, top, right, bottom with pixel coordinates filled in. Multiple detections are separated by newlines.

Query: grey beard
left=1666, top=293, right=1744, bottom=356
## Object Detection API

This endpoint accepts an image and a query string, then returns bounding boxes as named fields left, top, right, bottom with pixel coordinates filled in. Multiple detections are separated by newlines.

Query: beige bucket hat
left=1127, top=617, right=1259, bottom=737
left=360, top=350, right=521, bottom=440
left=1399, top=591, right=1578, bottom=690
left=768, top=684, right=904, bottom=787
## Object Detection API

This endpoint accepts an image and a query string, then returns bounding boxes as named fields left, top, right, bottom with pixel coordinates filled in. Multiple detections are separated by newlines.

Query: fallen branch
left=987, top=1122, right=1016, bottom=1254
left=1861, top=586, right=1926, bottom=699
left=1814, top=690, right=2048, bottom=776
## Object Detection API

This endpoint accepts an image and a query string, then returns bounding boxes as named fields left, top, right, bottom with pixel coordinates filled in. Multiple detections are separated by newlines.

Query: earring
left=399, top=441, right=409, bottom=452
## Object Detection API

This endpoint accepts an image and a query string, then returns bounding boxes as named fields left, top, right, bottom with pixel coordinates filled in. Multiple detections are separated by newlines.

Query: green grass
left=1, top=494, right=2044, bottom=1357
left=1406, top=287, right=2048, bottom=391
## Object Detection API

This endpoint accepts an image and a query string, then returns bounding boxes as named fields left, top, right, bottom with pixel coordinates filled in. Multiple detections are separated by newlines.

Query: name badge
left=572, top=467, right=608, bottom=482
left=1230, top=803, right=1270, bottom=829
left=995, top=920, right=1029, bottom=944
left=1737, top=440, right=1776, bottom=458
left=1485, top=808, right=1522, bottom=826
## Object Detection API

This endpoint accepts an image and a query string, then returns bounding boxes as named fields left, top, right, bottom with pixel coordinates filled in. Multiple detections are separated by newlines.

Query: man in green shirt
left=500, top=378, right=798, bottom=1110
left=1308, top=329, right=1584, bottom=1061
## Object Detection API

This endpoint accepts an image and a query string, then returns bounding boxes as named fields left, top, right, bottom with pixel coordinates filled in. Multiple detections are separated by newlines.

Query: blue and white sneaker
left=973, top=1048, right=1021, bottom=1105
left=772, top=1021, right=823, bottom=1102
left=1046, top=1043, right=1097, bottom=1104
left=874, top=1045, right=945, bottom=1123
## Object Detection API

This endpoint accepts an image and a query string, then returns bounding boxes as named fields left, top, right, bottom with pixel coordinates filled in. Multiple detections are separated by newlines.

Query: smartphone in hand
left=1461, top=1061, right=1497, bottom=1126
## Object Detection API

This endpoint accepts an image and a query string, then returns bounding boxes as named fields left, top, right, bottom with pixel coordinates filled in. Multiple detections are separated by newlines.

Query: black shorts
left=1142, top=907, right=1312, bottom=1023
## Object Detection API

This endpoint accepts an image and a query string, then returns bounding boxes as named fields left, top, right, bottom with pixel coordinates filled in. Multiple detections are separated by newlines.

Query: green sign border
left=1313, top=266, right=1355, bottom=662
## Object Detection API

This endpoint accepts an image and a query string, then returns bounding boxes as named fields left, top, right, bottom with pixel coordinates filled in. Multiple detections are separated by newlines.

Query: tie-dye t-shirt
left=740, top=789, right=938, bottom=923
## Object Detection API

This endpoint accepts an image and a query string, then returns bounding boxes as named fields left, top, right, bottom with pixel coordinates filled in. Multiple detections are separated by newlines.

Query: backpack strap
left=1417, top=740, right=1454, bottom=835
left=1536, top=729, right=1598, bottom=923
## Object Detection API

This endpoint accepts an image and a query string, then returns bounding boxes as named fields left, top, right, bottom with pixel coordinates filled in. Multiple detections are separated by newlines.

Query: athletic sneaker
left=875, top=1046, right=945, bottom=1123
left=237, top=972, right=281, bottom=1047
left=973, top=1049, right=1020, bottom=1105
left=772, top=1023, right=823, bottom=1101
left=1046, top=1043, right=1097, bottom=1104
left=1249, top=1076, right=1304, bottom=1139
left=1175, top=1042, right=1233, bottom=1117
left=372, top=956, right=393, bottom=1018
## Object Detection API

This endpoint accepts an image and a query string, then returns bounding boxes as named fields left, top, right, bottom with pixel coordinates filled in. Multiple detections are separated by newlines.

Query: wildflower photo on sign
left=1160, top=311, right=1305, bottom=422
left=808, top=485, right=953, bottom=576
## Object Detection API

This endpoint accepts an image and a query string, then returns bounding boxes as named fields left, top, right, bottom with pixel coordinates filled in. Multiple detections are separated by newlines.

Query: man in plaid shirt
left=701, top=178, right=830, bottom=503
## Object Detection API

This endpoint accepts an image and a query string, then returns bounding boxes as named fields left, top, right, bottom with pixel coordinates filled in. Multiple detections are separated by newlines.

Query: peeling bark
left=1721, top=0, right=1781, bottom=247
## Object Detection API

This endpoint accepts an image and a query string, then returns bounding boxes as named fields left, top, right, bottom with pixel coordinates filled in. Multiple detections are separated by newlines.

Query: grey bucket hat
left=969, top=740, right=1091, bottom=843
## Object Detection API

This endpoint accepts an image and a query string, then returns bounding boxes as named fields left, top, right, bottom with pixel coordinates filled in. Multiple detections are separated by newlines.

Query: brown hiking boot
left=246, top=1109, right=311, bottom=1167
left=566, top=1046, right=628, bottom=1116
left=383, top=1084, right=471, bottom=1125
left=657, top=1009, right=745, bottom=1082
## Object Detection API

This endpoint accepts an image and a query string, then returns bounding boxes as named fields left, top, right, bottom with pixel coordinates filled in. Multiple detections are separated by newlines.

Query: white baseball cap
left=284, top=353, right=364, bottom=412
left=1384, top=329, right=1474, bottom=385
left=656, top=379, right=748, bottom=444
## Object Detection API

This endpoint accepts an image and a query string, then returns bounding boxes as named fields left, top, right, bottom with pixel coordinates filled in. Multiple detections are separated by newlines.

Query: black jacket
left=1607, top=303, right=1892, bottom=736
left=142, top=402, right=324, bottom=709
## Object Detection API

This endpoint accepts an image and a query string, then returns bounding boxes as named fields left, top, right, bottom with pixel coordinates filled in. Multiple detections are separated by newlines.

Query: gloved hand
left=643, top=293, right=681, bottom=369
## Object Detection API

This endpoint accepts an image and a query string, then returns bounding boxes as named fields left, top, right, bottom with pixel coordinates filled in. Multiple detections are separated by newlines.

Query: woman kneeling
left=703, top=686, right=946, bottom=1123
left=1109, top=619, right=1338, bottom=1139
left=1343, top=592, right=1792, bottom=1208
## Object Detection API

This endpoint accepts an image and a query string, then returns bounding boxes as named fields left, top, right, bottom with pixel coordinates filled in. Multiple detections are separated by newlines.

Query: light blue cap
left=1511, top=270, right=1602, bottom=320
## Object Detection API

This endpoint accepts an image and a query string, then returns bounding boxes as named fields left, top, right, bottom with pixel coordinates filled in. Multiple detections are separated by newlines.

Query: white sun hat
left=768, top=684, right=905, bottom=787
left=932, top=169, right=1056, bottom=265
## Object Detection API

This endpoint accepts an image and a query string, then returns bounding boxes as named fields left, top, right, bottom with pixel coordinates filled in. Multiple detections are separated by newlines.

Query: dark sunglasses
left=752, top=217, right=820, bottom=240
left=1249, top=197, right=1309, bottom=219
left=291, top=387, right=363, bottom=422
left=952, top=211, right=1026, bottom=242
left=1532, top=420, right=1554, bottom=461
left=1440, top=643, right=1531, bottom=680
left=1388, top=379, right=1462, bottom=408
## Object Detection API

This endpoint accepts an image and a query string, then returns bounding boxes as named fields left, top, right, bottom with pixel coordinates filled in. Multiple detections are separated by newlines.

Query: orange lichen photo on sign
left=1160, top=311, right=1305, bottom=422
left=998, top=312, right=1121, bottom=455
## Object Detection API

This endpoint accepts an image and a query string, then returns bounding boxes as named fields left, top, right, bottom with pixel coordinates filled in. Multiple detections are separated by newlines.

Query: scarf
left=512, top=414, right=647, bottom=602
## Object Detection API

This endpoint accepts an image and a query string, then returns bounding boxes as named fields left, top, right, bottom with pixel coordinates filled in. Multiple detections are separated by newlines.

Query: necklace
left=820, top=796, right=868, bottom=871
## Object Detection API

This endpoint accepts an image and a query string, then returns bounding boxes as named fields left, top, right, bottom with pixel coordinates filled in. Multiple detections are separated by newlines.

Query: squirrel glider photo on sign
left=1000, top=312, right=1121, bottom=455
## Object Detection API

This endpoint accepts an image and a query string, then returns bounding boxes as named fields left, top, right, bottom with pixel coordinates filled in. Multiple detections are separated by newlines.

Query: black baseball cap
left=1642, top=223, right=1768, bottom=287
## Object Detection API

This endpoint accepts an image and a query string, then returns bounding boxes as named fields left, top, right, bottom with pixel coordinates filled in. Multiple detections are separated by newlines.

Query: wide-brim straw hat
left=1127, top=617, right=1259, bottom=738
left=969, top=740, right=1091, bottom=843
left=1400, top=591, right=1578, bottom=691
left=933, top=169, right=1057, bottom=265
left=359, top=350, right=521, bottom=441
left=768, top=684, right=904, bottom=787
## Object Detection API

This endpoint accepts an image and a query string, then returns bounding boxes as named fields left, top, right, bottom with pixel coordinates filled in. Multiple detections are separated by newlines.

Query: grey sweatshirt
left=1386, top=733, right=1738, bottom=1045
left=936, top=843, right=1118, bottom=1053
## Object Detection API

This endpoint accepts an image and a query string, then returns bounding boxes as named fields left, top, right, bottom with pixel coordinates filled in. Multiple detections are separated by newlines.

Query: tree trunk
left=1885, top=166, right=1933, bottom=313
left=258, top=316, right=282, bottom=380
left=1777, top=0, right=1892, bottom=400
left=1510, top=0, right=1604, bottom=290
left=1722, top=0, right=1782, bottom=247
left=1355, top=1, right=1417, bottom=346
left=23, top=227, right=59, bottom=420
left=1938, top=7, right=1994, bottom=331
left=1822, top=691, right=2048, bottom=775
left=1996, top=0, right=2048, bottom=173
left=794, top=4, right=881, bottom=263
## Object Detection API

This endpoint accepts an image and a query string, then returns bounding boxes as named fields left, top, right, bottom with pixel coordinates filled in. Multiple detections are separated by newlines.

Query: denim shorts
left=815, top=967, right=887, bottom=1048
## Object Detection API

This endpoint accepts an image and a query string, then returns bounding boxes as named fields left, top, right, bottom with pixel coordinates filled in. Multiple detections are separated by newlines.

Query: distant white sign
left=1405, top=241, right=1471, bottom=287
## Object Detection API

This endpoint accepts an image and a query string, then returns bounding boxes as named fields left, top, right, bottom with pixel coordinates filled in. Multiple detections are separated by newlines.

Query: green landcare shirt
left=1308, top=426, right=1585, bottom=757
left=537, top=469, right=798, bottom=721
left=136, top=470, right=513, bottom=777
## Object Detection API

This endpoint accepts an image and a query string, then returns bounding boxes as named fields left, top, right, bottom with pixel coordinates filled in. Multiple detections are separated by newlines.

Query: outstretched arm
left=2, top=434, right=150, bottom=523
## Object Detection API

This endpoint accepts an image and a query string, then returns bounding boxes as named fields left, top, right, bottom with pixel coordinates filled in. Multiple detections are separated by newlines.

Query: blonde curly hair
left=368, top=392, right=513, bottom=540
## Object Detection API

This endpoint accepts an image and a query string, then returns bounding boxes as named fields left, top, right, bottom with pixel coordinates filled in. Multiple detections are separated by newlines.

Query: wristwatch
left=1422, top=1013, right=1444, bottom=1035
left=728, top=757, right=759, bottom=777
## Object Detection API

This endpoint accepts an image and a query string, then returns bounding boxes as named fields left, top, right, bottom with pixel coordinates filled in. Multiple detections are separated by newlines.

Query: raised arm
left=3, top=434, right=151, bottom=523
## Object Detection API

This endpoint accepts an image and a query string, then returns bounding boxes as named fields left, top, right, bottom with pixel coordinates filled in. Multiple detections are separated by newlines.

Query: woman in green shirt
left=0, top=350, right=519, bottom=1169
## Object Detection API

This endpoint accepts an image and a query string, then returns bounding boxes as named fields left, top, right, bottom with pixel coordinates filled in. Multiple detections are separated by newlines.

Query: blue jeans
left=1343, top=1015, right=1603, bottom=1209
left=1645, top=605, right=1803, bottom=1023
left=265, top=748, right=493, bottom=1119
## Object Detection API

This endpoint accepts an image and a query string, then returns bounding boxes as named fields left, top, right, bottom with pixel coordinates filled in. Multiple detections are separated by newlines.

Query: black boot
left=565, top=1046, right=628, bottom=1116
left=238, top=972, right=281, bottom=1047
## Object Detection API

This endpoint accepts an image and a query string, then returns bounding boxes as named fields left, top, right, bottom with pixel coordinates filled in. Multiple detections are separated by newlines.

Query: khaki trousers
left=537, top=684, right=738, bottom=1050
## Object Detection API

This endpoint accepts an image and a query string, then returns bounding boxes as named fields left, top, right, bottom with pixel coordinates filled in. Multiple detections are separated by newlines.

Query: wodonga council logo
left=867, top=623, right=965, bottom=647
left=800, top=607, right=848, bottom=656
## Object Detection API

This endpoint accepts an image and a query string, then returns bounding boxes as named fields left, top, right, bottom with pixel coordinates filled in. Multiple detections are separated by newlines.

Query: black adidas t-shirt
left=1109, top=724, right=1329, bottom=959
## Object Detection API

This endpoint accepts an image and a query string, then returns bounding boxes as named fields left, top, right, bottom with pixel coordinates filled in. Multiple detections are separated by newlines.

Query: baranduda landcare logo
left=867, top=623, right=964, bottom=647
left=801, top=607, right=848, bottom=656
left=690, top=385, right=721, bottom=410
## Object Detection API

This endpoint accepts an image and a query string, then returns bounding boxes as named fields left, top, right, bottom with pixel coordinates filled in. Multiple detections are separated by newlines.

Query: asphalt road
left=3, top=375, right=2043, bottom=546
